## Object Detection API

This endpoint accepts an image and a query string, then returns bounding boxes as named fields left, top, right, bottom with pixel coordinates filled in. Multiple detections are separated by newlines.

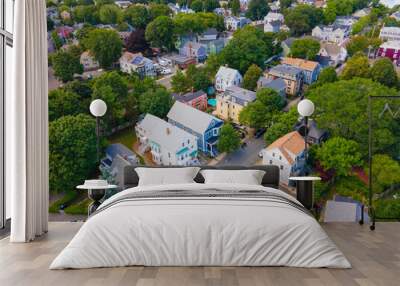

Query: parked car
left=254, top=128, right=266, bottom=138
left=160, top=68, right=172, bottom=75
left=159, top=57, right=172, bottom=66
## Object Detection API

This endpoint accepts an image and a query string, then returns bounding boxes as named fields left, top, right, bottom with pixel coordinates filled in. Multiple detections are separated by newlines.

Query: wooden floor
left=0, top=222, right=399, bottom=286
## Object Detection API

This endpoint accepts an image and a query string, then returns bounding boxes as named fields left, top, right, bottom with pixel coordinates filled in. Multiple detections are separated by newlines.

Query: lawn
left=108, top=127, right=137, bottom=149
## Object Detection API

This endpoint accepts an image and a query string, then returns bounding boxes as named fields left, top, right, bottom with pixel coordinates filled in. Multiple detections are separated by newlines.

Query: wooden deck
left=0, top=222, right=399, bottom=286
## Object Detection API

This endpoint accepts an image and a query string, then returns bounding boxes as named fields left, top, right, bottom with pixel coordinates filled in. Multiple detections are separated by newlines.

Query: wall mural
left=45, top=1, right=400, bottom=224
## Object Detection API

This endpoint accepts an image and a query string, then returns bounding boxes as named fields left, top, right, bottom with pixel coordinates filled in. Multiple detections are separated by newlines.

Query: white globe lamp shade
left=90, top=99, right=107, bottom=117
left=297, top=99, right=315, bottom=117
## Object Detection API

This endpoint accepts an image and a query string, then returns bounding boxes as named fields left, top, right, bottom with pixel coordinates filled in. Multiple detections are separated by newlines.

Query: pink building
left=172, top=90, right=208, bottom=111
left=377, top=41, right=400, bottom=65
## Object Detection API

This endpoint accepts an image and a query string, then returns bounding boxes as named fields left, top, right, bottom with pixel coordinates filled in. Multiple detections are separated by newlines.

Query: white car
left=160, top=68, right=172, bottom=75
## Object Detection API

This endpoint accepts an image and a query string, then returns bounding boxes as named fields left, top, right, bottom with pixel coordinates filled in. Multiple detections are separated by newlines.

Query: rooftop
left=269, top=64, right=303, bottom=77
left=281, top=57, right=320, bottom=71
left=258, top=77, right=286, bottom=91
left=167, top=101, right=222, bottom=134
left=266, top=131, right=305, bottom=164
left=172, top=90, right=206, bottom=103
left=380, top=40, right=400, bottom=49
left=216, top=66, right=241, bottom=81
left=224, top=86, right=256, bottom=106
left=138, top=114, right=196, bottom=152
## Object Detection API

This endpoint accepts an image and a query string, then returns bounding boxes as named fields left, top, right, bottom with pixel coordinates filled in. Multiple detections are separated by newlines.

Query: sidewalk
left=207, top=152, right=228, bottom=166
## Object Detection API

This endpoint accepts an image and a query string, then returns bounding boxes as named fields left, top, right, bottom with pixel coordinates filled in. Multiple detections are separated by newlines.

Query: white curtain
left=8, top=0, right=49, bottom=242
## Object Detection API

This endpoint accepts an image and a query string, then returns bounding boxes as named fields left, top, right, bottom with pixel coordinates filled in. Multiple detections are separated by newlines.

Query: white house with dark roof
left=167, top=101, right=223, bottom=157
left=379, top=26, right=400, bottom=42
left=198, top=28, right=218, bottom=41
left=264, top=12, right=284, bottom=24
left=119, top=52, right=156, bottom=78
left=312, top=24, right=350, bottom=44
left=135, top=114, right=198, bottom=166
left=215, top=66, right=243, bottom=92
left=80, top=51, right=99, bottom=71
left=216, top=86, right=256, bottom=123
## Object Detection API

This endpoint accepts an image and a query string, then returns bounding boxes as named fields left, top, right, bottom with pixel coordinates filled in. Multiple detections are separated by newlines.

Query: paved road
left=217, top=137, right=265, bottom=166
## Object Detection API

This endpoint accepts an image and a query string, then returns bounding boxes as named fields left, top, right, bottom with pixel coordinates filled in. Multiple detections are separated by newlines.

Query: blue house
left=167, top=101, right=223, bottom=157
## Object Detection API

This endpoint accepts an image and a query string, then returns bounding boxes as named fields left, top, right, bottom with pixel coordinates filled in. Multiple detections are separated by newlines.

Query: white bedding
left=50, top=183, right=351, bottom=269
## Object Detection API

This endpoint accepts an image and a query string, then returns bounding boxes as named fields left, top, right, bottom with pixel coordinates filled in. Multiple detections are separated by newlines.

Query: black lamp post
left=89, top=99, right=107, bottom=163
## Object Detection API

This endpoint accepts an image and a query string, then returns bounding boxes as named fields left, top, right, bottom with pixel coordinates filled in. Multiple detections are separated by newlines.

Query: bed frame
left=122, top=165, right=280, bottom=190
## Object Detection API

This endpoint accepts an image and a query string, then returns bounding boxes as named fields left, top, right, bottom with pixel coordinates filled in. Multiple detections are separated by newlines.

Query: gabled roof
left=172, top=90, right=206, bottom=103
left=167, top=101, right=222, bottom=134
left=106, top=143, right=138, bottom=165
left=282, top=57, right=320, bottom=71
left=269, top=64, right=303, bottom=77
left=120, top=51, right=152, bottom=67
left=201, top=28, right=218, bottom=36
left=139, top=114, right=196, bottom=151
left=319, top=41, right=343, bottom=56
left=224, top=86, right=256, bottom=106
left=266, top=131, right=305, bottom=164
left=258, top=77, right=286, bottom=91
left=379, top=40, right=400, bottom=50
left=216, top=66, right=241, bottom=81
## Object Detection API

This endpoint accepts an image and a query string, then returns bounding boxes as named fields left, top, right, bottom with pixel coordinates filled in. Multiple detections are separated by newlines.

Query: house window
left=272, top=153, right=275, bottom=157
left=279, top=156, right=282, bottom=160
left=280, top=165, right=284, bottom=170
left=1, top=0, right=14, bottom=229
left=269, top=160, right=272, bottom=164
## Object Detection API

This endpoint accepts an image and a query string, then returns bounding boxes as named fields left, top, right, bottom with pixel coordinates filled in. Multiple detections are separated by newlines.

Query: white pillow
left=200, top=169, right=266, bottom=185
left=135, top=167, right=201, bottom=186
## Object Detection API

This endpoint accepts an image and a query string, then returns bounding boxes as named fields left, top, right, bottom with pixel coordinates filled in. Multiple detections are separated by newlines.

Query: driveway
left=216, top=137, right=265, bottom=166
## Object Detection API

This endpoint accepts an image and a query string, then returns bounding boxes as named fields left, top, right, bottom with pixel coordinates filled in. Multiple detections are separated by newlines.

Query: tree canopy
left=246, top=0, right=270, bottom=21
left=219, top=26, right=275, bottom=74
left=307, top=78, right=399, bottom=155
left=139, top=88, right=174, bottom=118
left=264, top=108, right=298, bottom=145
left=51, top=50, right=83, bottom=82
left=145, top=16, right=175, bottom=51
left=49, top=114, right=97, bottom=193
left=284, top=4, right=323, bottom=36
left=370, top=58, right=399, bottom=88
left=124, top=4, right=150, bottom=29
left=242, top=64, right=263, bottom=91
left=48, top=89, right=85, bottom=121
left=217, top=124, right=241, bottom=153
left=341, top=53, right=370, bottom=80
left=84, top=28, right=123, bottom=68
left=316, top=137, right=363, bottom=177
left=290, top=38, right=321, bottom=60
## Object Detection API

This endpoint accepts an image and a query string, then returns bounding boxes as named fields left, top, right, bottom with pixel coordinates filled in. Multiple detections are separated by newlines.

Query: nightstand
left=289, top=176, right=321, bottom=210
left=77, top=180, right=118, bottom=216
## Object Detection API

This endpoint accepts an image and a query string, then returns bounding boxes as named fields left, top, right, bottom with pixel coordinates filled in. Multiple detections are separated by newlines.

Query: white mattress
left=50, top=183, right=351, bottom=269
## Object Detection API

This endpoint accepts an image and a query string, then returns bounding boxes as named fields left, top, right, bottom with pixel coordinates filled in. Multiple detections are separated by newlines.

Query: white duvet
left=50, top=183, right=351, bottom=269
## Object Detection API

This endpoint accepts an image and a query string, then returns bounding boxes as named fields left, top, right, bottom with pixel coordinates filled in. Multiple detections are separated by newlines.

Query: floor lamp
left=297, top=99, right=315, bottom=168
left=90, top=99, right=107, bottom=163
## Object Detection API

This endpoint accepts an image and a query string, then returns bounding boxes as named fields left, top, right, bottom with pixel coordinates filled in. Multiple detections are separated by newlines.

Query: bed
left=50, top=165, right=351, bottom=269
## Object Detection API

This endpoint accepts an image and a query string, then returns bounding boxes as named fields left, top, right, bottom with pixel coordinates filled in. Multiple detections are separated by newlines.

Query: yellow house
left=216, top=86, right=256, bottom=124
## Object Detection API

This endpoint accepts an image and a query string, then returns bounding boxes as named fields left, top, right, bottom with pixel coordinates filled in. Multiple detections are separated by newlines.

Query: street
left=217, top=136, right=265, bottom=166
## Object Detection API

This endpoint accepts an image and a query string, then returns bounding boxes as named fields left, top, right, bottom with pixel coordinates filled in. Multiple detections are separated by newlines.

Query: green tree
left=84, top=29, right=123, bottom=68
left=139, top=88, right=173, bottom=118
left=219, top=26, right=274, bottom=74
left=145, top=16, right=175, bottom=51
left=51, top=30, right=63, bottom=50
left=239, top=88, right=284, bottom=128
left=290, top=38, right=320, bottom=60
left=204, top=54, right=223, bottom=78
left=73, top=5, right=97, bottom=24
left=311, top=66, right=338, bottom=88
left=316, top=137, right=363, bottom=177
left=371, top=154, right=400, bottom=194
left=307, top=78, right=399, bottom=154
left=185, top=65, right=212, bottom=92
left=230, top=0, right=240, bottom=16
left=92, top=71, right=128, bottom=127
left=48, top=89, right=84, bottom=121
left=191, top=0, right=203, bottom=12
left=49, top=114, right=97, bottom=193
left=346, top=35, right=369, bottom=56
left=124, top=4, right=150, bottom=29
left=217, top=124, right=241, bottom=153
left=246, top=0, right=270, bottom=21
left=242, top=64, right=263, bottom=91
left=204, top=0, right=219, bottom=12
left=171, top=70, right=191, bottom=94
left=370, top=58, right=399, bottom=88
left=148, top=3, right=172, bottom=20
left=98, top=4, right=122, bottom=24
left=341, top=53, right=370, bottom=80
left=264, top=108, right=298, bottom=145
left=52, top=50, right=83, bottom=82
left=284, top=4, right=323, bottom=36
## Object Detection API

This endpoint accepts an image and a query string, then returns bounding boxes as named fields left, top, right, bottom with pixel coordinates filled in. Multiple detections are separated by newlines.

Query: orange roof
left=281, top=57, right=319, bottom=71
left=266, top=131, right=305, bottom=164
